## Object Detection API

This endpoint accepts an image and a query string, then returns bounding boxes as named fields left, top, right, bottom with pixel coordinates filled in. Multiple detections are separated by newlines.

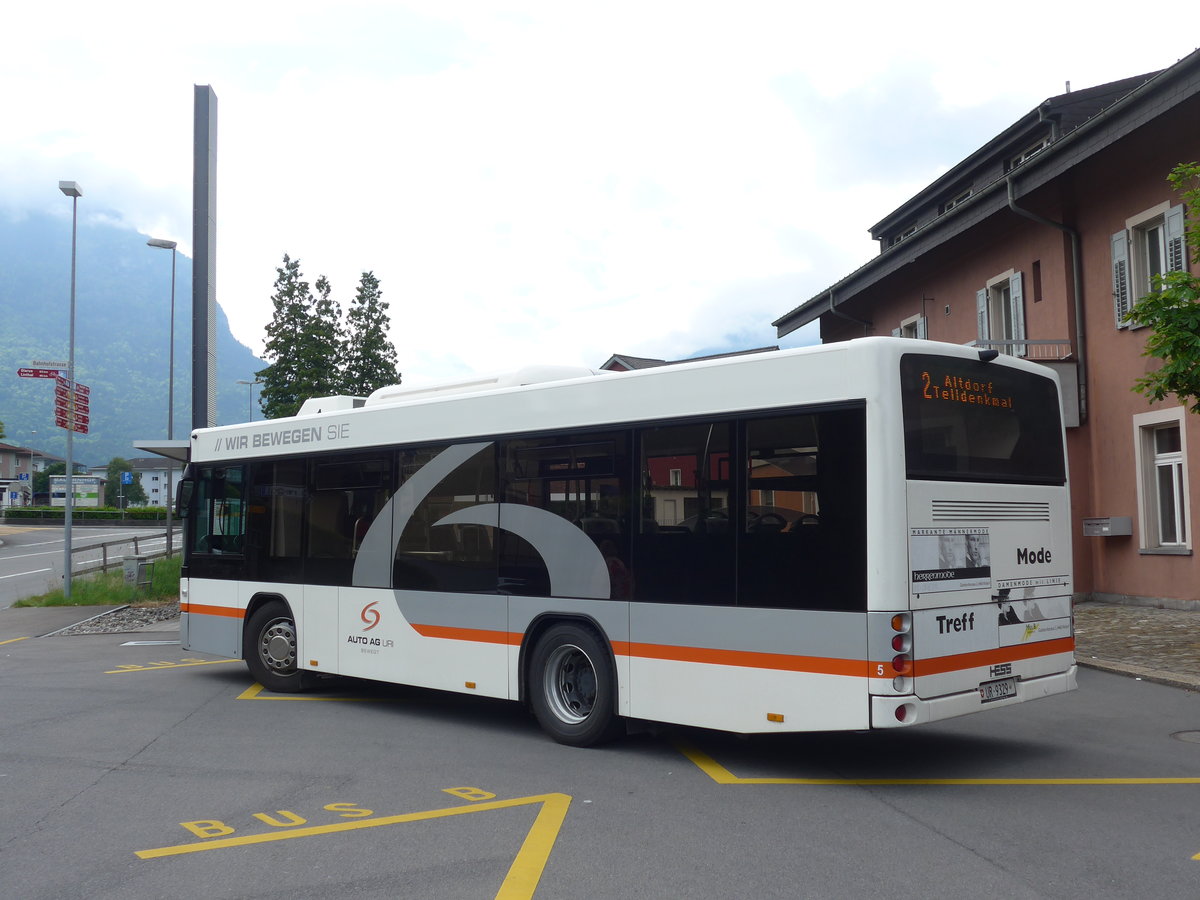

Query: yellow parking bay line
left=136, top=793, right=571, bottom=900
left=0, top=636, right=31, bottom=646
left=678, top=743, right=1200, bottom=786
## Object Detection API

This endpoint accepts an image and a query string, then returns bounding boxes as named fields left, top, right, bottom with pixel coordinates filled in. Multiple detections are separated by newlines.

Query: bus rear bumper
left=870, top=664, right=1078, bottom=728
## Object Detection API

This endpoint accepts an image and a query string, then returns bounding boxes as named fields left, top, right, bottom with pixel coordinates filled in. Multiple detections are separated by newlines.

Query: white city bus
left=177, top=338, right=1075, bottom=745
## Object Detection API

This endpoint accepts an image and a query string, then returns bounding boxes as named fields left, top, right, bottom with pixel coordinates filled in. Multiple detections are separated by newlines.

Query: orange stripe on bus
left=912, top=637, right=1075, bottom=677
left=405, top=626, right=1074, bottom=680
left=618, top=641, right=865, bottom=677
left=410, top=623, right=523, bottom=645
left=180, top=603, right=245, bottom=620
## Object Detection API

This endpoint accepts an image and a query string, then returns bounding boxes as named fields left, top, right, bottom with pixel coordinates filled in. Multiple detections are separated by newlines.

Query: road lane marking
left=677, top=743, right=1200, bottom=786
left=105, top=658, right=239, bottom=674
left=0, top=568, right=53, bottom=579
left=136, top=792, right=571, bottom=900
left=0, top=636, right=31, bottom=645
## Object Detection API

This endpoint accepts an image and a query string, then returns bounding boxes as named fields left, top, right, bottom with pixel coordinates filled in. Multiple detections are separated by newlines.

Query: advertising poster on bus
left=909, top=527, right=991, bottom=593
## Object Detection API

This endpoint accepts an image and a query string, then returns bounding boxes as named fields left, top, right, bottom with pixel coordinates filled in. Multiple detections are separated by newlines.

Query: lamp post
left=58, top=181, right=81, bottom=600
left=148, top=237, right=177, bottom=556
left=236, top=379, right=263, bottom=422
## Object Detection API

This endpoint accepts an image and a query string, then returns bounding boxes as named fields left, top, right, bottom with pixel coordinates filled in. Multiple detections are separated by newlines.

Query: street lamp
left=148, top=237, right=177, bottom=556
left=236, top=379, right=264, bottom=421
left=58, top=180, right=81, bottom=600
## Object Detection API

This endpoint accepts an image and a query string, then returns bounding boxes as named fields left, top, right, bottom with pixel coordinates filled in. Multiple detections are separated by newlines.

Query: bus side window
left=499, top=431, right=631, bottom=599
left=393, top=444, right=497, bottom=593
left=634, top=421, right=734, bottom=605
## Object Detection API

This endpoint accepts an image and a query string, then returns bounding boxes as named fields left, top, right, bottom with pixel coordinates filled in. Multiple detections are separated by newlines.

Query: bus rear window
left=900, top=353, right=1066, bottom=484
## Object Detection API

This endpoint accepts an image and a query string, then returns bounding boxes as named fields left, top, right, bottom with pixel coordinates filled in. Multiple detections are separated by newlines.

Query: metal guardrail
left=70, top=530, right=177, bottom=576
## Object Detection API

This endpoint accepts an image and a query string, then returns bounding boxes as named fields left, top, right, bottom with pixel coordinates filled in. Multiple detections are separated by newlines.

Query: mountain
left=0, top=210, right=265, bottom=467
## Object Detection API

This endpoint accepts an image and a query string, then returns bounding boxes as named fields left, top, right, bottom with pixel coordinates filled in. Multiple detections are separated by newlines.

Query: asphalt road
left=3, top=612, right=1200, bottom=899
left=0, top=525, right=170, bottom=608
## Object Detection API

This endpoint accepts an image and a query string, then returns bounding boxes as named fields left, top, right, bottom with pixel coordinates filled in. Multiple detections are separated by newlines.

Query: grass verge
left=13, top=555, right=181, bottom=608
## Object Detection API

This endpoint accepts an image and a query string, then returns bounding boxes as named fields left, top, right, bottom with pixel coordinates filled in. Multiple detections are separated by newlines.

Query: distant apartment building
left=773, top=51, right=1200, bottom=607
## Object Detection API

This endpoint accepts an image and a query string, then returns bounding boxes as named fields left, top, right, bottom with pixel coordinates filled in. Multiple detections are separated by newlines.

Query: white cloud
left=2, top=2, right=1195, bottom=390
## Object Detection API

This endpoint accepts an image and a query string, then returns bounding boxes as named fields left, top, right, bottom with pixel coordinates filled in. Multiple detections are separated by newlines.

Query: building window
left=1005, top=138, right=1049, bottom=172
left=1133, top=407, right=1191, bottom=552
left=1112, top=203, right=1185, bottom=328
left=975, top=269, right=1025, bottom=356
left=939, top=187, right=973, bottom=215
left=887, top=223, right=918, bottom=248
left=892, top=312, right=928, bottom=340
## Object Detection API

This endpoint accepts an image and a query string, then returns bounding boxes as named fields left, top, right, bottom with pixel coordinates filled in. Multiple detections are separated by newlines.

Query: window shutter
left=976, top=289, right=989, bottom=342
left=1111, top=229, right=1130, bottom=328
left=892, top=327, right=902, bottom=337
left=916, top=316, right=928, bottom=340
left=1165, top=204, right=1186, bottom=273
left=1009, top=271, right=1026, bottom=357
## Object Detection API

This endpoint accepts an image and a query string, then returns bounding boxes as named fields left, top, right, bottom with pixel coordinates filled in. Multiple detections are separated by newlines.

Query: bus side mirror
left=176, top=480, right=194, bottom=517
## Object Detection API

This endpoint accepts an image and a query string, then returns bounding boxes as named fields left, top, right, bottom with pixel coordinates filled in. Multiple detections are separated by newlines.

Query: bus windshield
left=900, top=353, right=1066, bottom=485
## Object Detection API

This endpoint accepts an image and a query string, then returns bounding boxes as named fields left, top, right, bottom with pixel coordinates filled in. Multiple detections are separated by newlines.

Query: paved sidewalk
left=1073, top=601, right=1200, bottom=691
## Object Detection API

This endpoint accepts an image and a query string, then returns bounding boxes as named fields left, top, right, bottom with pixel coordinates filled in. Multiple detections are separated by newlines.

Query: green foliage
left=343, top=271, right=401, bottom=397
left=13, top=554, right=181, bottom=607
left=256, top=256, right=401, bottom=418
left=33, top=462, right=66, bottom=496
left=0, top=420, right=5, bottom=440
left=105, top=457, right=147, bottom=507
left=1130, top=162, right=1200, bottom=412
left=3, top=505, right=170, bottom=522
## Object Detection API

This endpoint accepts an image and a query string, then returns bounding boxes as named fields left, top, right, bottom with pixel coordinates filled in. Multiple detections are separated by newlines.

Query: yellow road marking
left=105, top=659, right=239, bottom=674
left=137, top=792, right=571, bottom=900
left=678, top=743, right=1200, bottom=786
left=237, top=682, right=404, bottom=702
left=0, top=636, right=31, bottom=646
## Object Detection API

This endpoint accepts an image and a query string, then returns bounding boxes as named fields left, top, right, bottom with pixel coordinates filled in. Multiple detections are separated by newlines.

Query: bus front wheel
left=529, top=623, right=622, bottom=746
left=245, top=601, right=311, bottom=693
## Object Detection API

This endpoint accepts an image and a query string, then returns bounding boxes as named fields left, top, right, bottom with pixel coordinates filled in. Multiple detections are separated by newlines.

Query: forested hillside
left=0, top=210, right=264, bottom=466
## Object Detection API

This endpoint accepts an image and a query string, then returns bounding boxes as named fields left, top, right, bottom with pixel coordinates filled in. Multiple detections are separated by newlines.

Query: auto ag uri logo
left=360, top=601, right=381, bottom=631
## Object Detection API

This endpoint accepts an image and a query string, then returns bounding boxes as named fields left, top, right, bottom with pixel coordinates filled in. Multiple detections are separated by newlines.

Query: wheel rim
left=542, top=643, right=598, bottom=725
left=258, top=617, right=297, bottom=674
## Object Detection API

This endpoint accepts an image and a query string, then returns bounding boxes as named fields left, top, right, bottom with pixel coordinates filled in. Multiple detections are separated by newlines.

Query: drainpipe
left=1006, top=177, right=1088, bottom=423
left=826, top=290, right=873, bottom=336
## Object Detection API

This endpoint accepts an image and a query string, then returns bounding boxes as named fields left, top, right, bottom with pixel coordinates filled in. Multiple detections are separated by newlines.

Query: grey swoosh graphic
left=436, top=503, right=611, bottom=600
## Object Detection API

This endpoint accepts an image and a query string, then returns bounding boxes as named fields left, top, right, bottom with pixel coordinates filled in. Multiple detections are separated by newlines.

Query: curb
left=1077, top=658, right=1200, bottom=693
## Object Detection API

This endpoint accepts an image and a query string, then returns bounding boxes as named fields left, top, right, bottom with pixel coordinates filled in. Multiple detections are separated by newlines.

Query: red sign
left=74, top=381, right=90, bottom=397
left=55, top=414, right=89, bottom=434
left=74, top=396, right=90, bottom=414
left=18, top=367, right=61, bottom=379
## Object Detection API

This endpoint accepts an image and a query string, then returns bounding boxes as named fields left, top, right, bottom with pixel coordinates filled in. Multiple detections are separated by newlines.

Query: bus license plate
left=979, top=677, right=1016, bottom=703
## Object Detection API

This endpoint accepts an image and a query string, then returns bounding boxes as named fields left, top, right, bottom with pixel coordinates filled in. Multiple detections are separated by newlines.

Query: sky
left=3, top=2, right=1196, bottom=388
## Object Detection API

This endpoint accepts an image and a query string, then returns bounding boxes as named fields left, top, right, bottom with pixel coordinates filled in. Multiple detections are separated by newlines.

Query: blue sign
left=18, top=472, right=29, bottom=481
left=121, top=471, right=133, bottom=485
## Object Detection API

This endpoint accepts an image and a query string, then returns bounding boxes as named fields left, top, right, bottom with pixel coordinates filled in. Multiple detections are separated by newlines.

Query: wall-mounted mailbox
left=1082, top=516, right=1132, bottom=537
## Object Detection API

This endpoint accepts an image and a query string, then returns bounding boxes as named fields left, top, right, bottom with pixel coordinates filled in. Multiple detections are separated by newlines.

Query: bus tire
left=529, top=622, right=622, bottom=746
left=245, top=601, right=311, bottom=693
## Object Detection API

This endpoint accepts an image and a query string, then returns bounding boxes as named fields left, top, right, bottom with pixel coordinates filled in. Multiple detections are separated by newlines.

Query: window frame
left=1112, top=202, right=1186, bottom=329
left=975, top=269, right=1026, bottom=356
left=1133, top=406, right=1192, bottom=554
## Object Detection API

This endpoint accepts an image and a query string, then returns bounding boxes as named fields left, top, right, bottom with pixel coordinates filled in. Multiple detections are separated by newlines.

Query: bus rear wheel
left=529, top=623, right=622, bottom=746
left=245, top=601, right=311, bottom=693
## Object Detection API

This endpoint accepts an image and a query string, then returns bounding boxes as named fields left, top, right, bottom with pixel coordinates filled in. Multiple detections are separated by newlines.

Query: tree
left=342, top=271, right=401, bottom=397
left=257, top=255, right=345, bottom=419
left=33, top=462, right=65, bottom=497
left=106, top=457, right=147, bottom=508
left=0, top=420, right=5, bottom=440
left=1129, top=162, right=1200, bottom=412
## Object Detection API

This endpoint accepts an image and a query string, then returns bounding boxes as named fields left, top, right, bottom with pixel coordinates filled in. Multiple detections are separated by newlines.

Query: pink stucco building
left=775, top=51, right=1200, bottom=608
